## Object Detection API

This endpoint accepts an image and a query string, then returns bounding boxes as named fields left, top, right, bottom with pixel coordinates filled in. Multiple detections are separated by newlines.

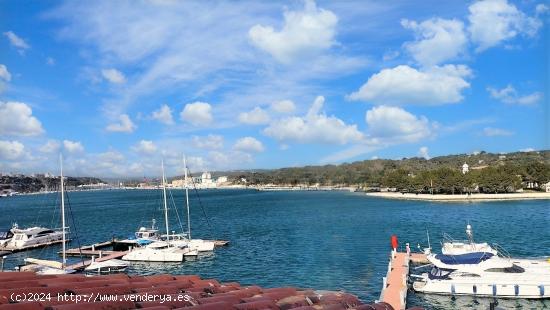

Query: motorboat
left=2, top=224, right=64, bottom=250
left=412, top=225, right=550, bottom=298
left=84, top=259, right=128, bottom=275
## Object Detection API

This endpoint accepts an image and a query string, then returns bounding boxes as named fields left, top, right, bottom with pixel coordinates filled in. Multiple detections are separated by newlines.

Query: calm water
left=0, top=189, right=548, bottom=309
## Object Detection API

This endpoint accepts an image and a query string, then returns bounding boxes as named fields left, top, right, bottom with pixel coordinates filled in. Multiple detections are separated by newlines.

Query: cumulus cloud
left=402, top=18, right=467, bottom=66
left=520, top=147, right=535, bottom=152
left=487, top=85, right=541, bottom=105
left=263, top=96, right=363, bottom=144
left=0, top=140, right=25, bottom=160
left=101, top=68, right=126, bottom=84
left=132, top=140, right=157, bottom=154
left=3, top=31, right=30, bottom=50
left=0, top=101, right=44, bottom=136
left=39, top=140, right=61, bottom=153
left=63, top=140, right=84, bottom=153
left=468, top=0, right=542, bottom=52
left=482, top=127, right=514, bottom=136
left=271, top=100, right=296, bottom=113
left=249, top=0, right=337, bottom=63
left=348, top=65, right=472, bottom=106
left=151, top=104, right=174, bottom=125
left=180, top=102, right=212, bottom=126
left=238, top=107, right=270, bottom=125
left=234, top=137, right=265, bottom=153
left=192, top=134, right=224, bottom=150
left=106, top=114, right=136, bottom=133
left=418, top=146, right=430, bottom=159
left=365, top=106, right=434, bottom=144
left=0, top=64, right=11, bottom=81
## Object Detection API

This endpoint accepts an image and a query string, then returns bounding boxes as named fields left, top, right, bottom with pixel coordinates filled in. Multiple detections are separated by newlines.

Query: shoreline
left=366, top=192, right=550, bottom=201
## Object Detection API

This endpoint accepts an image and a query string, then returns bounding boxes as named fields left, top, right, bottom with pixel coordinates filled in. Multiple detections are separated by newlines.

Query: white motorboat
left=123, top=160, right=196, bottom=262
left=412, top=225, right=550, bottom=299
left=84, top=258, right=128, bottom=275
left=2, top=224, right=64, bottom=250
left=21, top=155, right=76, bottom=275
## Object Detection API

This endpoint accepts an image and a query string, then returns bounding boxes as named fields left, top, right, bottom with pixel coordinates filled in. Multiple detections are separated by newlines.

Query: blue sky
left=0, top=0, right=548, bottom=177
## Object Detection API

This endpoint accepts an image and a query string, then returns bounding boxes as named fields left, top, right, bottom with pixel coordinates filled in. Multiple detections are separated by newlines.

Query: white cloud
left=46, top=57, right=56, bottom=66
left=487, top=85, right=541, bottom=105
left=536, top=4, right=549, bottom=15
left=238, top=107, right=270, bottom=125
left=3, top=31, right=30, bottom=50
left=192, top=134, right=224, bottom=150
left=208, top=150, right=253, bottom=168
left=418, top=146, right=430, bottom=159
left=101, top=68, right=126, bottom=84
left=63, top=140, right=84, bottom=153
left=482, top=127, right=514, bottom=136
left=132, top=140, right=157, bottom=155
left=401, top=18, right=467, bottom=66
left=0, top=64, right=11, bottom=81
left=180, top=102, right=212, bottom=126
left=348, top=65, right=472, bottom=106
left=271, top=100, right=296, bottom=114
left=249, top=0, right=337, bottom=63
left=234, top=137, right=265, bottom=153
left=0, top=140, right=25, bottom=160
left=151, top=104, right=174, bottom=125
left=520, top=147, right=535, bottom=152
left=106, top=114, right=136, bottom=133
left=39, top=140, right=61, bottom=153
left=0, top=101, right=44, bottom=136
left=264, top=96, right=363, bottom=144
left=468, top=0, right=542, bottom=52
left=365, top=105, right=434, bottom=144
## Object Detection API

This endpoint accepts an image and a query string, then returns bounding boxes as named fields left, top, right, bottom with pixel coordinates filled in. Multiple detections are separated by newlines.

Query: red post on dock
left=391, top=235, right=398, bottom=251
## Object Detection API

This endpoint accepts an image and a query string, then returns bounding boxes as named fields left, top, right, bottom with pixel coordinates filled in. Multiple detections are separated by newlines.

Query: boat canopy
left=434, top=252, right=494, bottom=265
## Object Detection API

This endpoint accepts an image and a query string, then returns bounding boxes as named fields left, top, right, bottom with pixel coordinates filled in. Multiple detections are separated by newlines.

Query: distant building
left=543, top=182, right=550, bottom=193
left=216, top=176, right=228, bottom=184
left=462, top=163, right=469, bottom=174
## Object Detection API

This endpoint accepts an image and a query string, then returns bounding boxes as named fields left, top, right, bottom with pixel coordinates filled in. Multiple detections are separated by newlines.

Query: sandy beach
left=366, top=192, right=550, bottom=201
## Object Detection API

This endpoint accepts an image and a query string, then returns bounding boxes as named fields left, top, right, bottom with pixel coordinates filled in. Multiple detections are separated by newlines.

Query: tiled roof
left=0, top=271, right=421, bottom=310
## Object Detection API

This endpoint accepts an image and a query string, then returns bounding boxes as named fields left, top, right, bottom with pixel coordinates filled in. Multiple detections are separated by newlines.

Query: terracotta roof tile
left=0, top=271, right=423, bottom=310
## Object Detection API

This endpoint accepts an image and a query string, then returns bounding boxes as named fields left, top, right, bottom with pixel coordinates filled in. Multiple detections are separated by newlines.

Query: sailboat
left=180, top=156, right=215, bottom=252
left=122, top=160, right=197, bottom=262
left=22, top=154, right=76, bottom=275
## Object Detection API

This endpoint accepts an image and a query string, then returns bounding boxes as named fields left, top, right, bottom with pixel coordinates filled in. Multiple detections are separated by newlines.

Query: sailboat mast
left=162, top=160, right=170, bottom=243
left=60, top=154, right=66, bottom=268
left=183, top=155, right=191, bottom=240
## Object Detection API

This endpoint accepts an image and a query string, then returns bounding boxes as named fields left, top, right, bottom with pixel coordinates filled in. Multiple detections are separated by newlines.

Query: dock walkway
left=65, top=250, right=129, bottom=271
left=379, top=251, right=428, bottom=310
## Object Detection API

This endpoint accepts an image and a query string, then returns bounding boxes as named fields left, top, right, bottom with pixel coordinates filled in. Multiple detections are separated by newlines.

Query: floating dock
left=379, top=251, right=428, bottom=310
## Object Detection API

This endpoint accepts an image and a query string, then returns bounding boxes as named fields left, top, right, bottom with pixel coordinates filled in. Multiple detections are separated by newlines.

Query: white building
left=462, top=163, right=469, bottom=174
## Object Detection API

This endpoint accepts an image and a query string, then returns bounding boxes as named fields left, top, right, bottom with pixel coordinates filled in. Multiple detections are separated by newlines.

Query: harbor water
left=0, top=189, right=548, bottom=309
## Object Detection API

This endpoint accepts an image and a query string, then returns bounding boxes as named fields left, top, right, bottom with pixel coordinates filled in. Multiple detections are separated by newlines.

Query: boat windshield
left=485, top=264, right=525, bottom=273
left=0, top=230, right=13, bottom=240
left=428, top=267, right=455, bottom=280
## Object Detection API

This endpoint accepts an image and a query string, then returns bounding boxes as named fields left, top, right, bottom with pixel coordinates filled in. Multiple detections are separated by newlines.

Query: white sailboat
left=170, top=156, right=215, bottom=252
left=22, top=154, right=75, bottom=275
left=123, top=160, right=197, bottom=262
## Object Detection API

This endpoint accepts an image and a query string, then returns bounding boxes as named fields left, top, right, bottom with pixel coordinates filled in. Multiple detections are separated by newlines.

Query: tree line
left=229, top=151, right=550, bottom=194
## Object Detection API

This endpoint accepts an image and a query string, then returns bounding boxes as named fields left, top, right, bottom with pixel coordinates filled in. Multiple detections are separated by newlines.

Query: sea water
left=1, top=189, right=548, bottom=309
